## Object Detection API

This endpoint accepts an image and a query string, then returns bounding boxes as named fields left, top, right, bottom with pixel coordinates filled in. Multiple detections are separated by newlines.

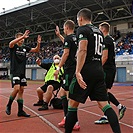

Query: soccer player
left=54, top=20, right=80, bottom=130
left=94, top=22, right=126, bottom=124
left=6, top=30, right=41, bottom=117
left=65, top=8, right=121, bottom=133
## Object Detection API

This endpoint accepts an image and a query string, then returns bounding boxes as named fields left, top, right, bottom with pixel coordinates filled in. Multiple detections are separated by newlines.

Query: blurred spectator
left=1, top=31, right=132, bottom=63
left=116, top=32, right=133, bottom=55
left=0, top=40, right=63, bottom=64
left=113, top=30, right=121, bottom=41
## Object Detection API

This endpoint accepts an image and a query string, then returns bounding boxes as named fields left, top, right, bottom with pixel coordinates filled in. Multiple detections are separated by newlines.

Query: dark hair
left=64, top=20, right=75, bottom=30
left=99, top=22, right=110, bottom=32
left=77, top=8, right=92, bottom=21
left=15, top=32, right=23, bottom=38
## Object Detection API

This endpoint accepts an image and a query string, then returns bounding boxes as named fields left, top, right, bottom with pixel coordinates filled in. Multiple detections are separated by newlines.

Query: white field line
left=79, top=109, right=133, bottom=129
left=0, top=94, right=63, bottom=133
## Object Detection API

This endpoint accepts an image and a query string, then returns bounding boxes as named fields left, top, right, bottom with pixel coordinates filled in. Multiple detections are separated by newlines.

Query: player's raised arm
left=55, top=25, right=64, bottom=43
left=30, top=35, right=41, bottom=53
left=9, top=30, right=30, bottom=48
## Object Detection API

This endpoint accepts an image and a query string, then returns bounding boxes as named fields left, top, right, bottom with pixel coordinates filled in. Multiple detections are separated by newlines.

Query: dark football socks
left=17, top=99, right=23, bottom=112
left=103, top=104, right=121, bottom=133
left=61, top=95, right=68, bottom=116
left=65, top=106, right=78, bottom=133
left=108, top=92, right=120, bottom=106
left=7, top=96, right=15, bottom=107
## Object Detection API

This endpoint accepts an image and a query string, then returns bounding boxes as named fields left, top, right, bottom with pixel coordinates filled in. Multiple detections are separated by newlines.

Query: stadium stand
left=26, top=41, right=63, bottom=64
left=116, top=32, right=133, bottom=55
left=0, top=40, right=63, bottom=64
left=0, top=45, right=10, bottom=63
left=0, top=32, right=133, bottom=64
left=0, top=0, right=132, bottom=81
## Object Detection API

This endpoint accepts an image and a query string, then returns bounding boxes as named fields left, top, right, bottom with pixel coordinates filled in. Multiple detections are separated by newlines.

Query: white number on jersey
left=94, top=34, right=103, bottom=56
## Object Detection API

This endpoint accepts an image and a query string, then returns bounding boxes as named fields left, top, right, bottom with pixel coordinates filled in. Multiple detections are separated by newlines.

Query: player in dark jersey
left=95, top=22, right=126, bottom=124
left=65, top=8, right=121, bottom=133
left=54, top=20, right=80, bottom=130
left=6, top=30, right=41, bottom=117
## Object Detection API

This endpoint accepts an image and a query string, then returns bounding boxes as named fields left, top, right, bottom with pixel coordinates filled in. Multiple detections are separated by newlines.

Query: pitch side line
left=23, top=105, right=63, bottom=133
left=0, top=94, right=63, bottom=133
left=79, top=109, right=133, bottom=129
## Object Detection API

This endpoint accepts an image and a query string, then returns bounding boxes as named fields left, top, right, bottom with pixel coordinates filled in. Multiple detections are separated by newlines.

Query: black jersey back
left=77, top=24, right=103, bottom=64
left=10, top=44, right=31, bottom=75
left=103, top=35, right=116, bottom=69
left=63, top=34, right=77, bottom=70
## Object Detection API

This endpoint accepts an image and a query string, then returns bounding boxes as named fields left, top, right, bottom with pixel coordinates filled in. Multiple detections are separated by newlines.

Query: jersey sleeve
left=40, top=63, right=52, bottom=70
left=103, top=36, right=109, bottom=50
left=76, top=26, right=88, bottom=42
left=63, top=37, right=71, bottom=49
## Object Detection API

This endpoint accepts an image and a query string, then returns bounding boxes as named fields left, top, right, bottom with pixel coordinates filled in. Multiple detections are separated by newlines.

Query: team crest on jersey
left=73, top=37, right=77, bottom=41
left=65, top=42, right=68, bottom=46
left=79, top=34, right=83, bottom=39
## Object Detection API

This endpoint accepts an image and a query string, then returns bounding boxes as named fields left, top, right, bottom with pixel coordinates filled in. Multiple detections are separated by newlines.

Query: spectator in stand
left=115, top=41, right=124, bottom=53
left=0, top=40, right=64, bottom=64
left=123, top=43, right=132, bottom=55
left=113, top=30, right=121, bottom=41
left=130, top=39, right=133, bottom=47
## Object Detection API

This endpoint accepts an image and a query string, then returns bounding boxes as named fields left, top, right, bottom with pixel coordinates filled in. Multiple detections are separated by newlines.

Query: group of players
left=5, top=8, right=126, bottom=133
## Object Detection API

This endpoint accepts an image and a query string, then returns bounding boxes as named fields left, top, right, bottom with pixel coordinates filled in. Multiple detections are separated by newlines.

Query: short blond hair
left=99, top=22, right=110, bottom=32
left=64, top=20, right=75, bottom=30
left=15, top=32, right=23, bottom=38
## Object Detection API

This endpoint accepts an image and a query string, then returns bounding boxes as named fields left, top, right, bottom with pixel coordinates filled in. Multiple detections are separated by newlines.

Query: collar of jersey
left=86, top=24, right=93, bottom=26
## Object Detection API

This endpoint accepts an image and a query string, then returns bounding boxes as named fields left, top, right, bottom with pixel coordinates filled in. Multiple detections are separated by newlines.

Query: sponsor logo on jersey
left=73, top=37, right=77, bottom=41
left=23, top=49, right=26, bottom=52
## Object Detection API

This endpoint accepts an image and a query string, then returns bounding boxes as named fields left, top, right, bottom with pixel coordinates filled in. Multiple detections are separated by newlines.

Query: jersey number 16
left=94, top=34, right=103, bottom=56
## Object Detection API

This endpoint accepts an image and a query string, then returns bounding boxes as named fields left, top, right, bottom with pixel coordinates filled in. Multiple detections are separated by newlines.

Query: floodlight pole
left=2, top=8, right=5, bottom=13
left=27, top=0, right=30, bottom=5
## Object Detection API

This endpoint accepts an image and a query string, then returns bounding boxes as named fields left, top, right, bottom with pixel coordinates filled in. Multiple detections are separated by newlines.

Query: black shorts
left=69, top=62, right=108, bottom=103
left=63, top=69, right=75, bottom=91
left=41, top=80, right=61, bottom=92
left=104, top=68, right=116, bottom=89
left=11, top=74, right=27, bottom=88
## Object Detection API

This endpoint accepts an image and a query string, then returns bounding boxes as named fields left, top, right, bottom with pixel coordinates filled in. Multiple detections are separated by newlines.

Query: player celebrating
left=54, top=20, right=80, bottom=130
left=94, top=22, right=126, bottom=124
left=65, top=8, right=121, bottom=133
left=6, top=30, right=41, bottom=117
